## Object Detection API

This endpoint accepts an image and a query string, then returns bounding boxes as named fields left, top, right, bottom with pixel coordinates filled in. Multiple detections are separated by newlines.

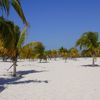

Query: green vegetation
left=76, top=32, right=100, bottom=66
left=0, top=17, right=27, bottom=76
left=0, top=0, right=28, bottom=76
left=0, top=0, right=28, bottom=25
left=20, top=41, right=46, bottom=62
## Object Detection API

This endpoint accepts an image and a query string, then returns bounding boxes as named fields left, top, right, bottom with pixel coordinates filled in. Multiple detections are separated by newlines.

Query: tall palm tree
left=0, top=0, right=28, bottom=25
left=76, top=32, right=100, bottom=66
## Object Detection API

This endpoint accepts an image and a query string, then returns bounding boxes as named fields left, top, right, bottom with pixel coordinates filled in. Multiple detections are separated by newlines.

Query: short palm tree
left=20, top=41, right=45, bottom=62
left=76, top=32, right=100, bottom=66
left=30, top=42, right=45, bottom=62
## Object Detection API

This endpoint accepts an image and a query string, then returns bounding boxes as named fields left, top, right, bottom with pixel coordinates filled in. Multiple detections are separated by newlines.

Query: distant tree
left=76, top=32, right=100, bottom=66
left=20, top=43, right=34, bottom=59
left=95, top=48, right=100, bottom=57
left=33, top=42, right=46, bottom=62
left=58, top=47, right=68, bottom=57
left=44, top=50, right=52, bottom=60
left=68, top=48, right=79, bottom=58
left=51, top=49, right=58, bottom=60
left=20, top=42, right=46, bottom=62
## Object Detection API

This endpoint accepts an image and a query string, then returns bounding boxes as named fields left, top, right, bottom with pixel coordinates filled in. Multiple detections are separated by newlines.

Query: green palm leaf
left=0, top=0, right=10, bottom=15
left=11, top=0, right=28, bottom=25
left=0, top=0, right=28, bottom=25
left=17, top=26, right=27, bottom=49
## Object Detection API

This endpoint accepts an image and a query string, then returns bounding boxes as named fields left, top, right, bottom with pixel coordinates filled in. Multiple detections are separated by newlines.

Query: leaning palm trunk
left=12, top=58, right=17, bottom=76
left=12, top=50, right=18, bottom=77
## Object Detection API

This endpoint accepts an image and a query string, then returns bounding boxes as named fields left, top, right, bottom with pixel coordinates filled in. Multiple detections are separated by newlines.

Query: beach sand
left=0, top=58, right=100, bottom=100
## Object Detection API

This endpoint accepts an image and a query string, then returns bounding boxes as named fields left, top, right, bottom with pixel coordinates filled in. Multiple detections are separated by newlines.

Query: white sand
left=0, top=58, right=100, bottom=100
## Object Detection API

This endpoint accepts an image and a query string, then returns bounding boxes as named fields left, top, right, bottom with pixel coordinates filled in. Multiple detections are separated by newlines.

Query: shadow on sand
left=0, top=86, right=5, bottom=93
left=81, top=64, right=100, bottom=67
left=0, top=69, right=48, bottom=93
left=17, top=70, right=46, bottom=75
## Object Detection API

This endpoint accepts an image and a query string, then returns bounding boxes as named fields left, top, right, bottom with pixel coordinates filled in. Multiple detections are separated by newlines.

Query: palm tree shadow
left=0, top=86, right=5, bottom=93
left=11, top=80, right=48, bottom=84
left=0, top=69, right=48, bottom=93
left=17, top=69, right=47, bottom=75
left=81, top=64, right=100, bottom=67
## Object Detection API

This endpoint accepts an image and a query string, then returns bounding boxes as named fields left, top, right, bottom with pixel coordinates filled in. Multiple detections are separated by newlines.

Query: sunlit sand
left=0, top=58, right=100, bottom=100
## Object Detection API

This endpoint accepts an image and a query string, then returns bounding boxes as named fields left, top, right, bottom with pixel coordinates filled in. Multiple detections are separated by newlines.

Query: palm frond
left=17, top=26, right=27, bottom=48
left=11, top=0, right=28, bottom=25
left=0, top=0, right=10, bottom=15
left=0, top=17, right=20, bottom=49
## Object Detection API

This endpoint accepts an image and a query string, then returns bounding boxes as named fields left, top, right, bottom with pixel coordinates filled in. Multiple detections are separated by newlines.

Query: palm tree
left=0, top=0, right=28, bottom=25
left=0, top=17, right=27, bottom=76
left=76, top=32, right=100, bottom=66
left=32, top=42, right=45, bottom=62
left=0, top=0, right=28, bottom=76
left=20, top=41, right=45, bottom=62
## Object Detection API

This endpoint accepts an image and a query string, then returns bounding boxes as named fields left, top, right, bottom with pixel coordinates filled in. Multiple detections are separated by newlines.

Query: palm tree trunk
left=12, top=50, right=18, bottom=77
left=92, top=55, right=95, bottom=66
left=12, top=58, right=17, bottom=76
left=13, top=60, right=16, bottom=76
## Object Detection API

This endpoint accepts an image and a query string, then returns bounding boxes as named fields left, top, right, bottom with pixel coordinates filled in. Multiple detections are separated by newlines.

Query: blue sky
left=9, top=0, right=100, bottom=49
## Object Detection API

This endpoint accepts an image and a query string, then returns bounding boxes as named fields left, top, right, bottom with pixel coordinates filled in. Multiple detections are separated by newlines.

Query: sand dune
left=0, top=58, right=100, bottom=100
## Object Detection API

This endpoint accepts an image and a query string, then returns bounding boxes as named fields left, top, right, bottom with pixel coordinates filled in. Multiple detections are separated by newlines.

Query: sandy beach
left=0, top=58, right=100, bottom=100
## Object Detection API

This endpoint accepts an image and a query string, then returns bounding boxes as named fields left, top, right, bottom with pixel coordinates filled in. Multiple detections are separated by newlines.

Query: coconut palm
left=0, top=0, right=28, bottom=55
left=0, top=17, right=27, bottom=76
left=0, top=0, right=28, bottom=25
left=76, top=32, right=100, bottom=66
